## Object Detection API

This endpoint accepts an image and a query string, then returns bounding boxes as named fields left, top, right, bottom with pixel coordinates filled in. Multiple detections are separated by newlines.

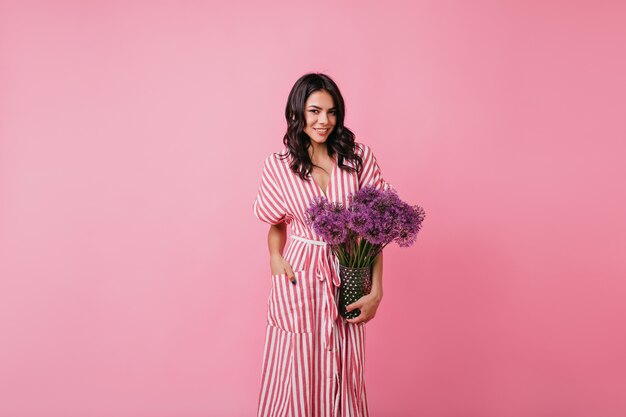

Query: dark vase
left=338, top=265, right=372, bottom=319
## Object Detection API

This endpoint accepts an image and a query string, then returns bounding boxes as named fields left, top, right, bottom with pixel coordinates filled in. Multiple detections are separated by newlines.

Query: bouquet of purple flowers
left=306, top=185, right=425, bottom=319
left=306, top=185, right=426, bottom=269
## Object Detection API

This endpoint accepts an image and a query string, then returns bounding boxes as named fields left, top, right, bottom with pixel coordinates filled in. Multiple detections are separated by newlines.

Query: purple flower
left=363, top=217, right=386, bottom=245
left=353, top=187, right=403, bottom=245
left=394, top=203, right=426, bottom=247
left=306, top=197, right=349, bottom=245
left=305, top=196, right=328, bottom=225
left=347, top=206, right=373, bottom=235
left=350, top=185, right=379, bottom=206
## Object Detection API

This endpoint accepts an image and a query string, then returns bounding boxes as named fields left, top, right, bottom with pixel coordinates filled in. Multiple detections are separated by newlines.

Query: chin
left=306, top=133, right=327, bottom=144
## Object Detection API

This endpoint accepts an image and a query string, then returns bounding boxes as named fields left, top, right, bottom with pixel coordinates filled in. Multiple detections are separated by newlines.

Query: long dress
left=253, top=141, right=392, bottom=417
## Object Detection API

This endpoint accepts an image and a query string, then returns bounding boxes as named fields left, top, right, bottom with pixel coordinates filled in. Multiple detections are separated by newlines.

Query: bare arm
left=268, top=223, right=287, bottom=257
left=268, top=223, right=295, bottom=279
left=370, top=251, right=383, bottom=302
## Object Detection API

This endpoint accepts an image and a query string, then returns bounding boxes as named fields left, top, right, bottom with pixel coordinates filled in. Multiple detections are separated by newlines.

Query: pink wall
left=1, top=1, right=625, bottom=416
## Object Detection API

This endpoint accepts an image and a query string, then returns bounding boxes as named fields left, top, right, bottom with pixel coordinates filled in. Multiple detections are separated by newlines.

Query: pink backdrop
left=1, top=1, right=625, bottom=416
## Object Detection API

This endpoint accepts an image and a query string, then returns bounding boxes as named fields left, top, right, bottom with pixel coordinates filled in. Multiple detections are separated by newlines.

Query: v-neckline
left=312, top=154, right=337, bottom=199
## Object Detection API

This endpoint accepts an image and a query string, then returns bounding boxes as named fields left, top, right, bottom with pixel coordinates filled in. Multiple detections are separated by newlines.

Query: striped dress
left=253, top=141, right=392, bottom=417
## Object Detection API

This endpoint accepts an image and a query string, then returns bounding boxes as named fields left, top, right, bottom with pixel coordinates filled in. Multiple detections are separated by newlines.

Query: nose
left=318, top=111, right=328, bottom=124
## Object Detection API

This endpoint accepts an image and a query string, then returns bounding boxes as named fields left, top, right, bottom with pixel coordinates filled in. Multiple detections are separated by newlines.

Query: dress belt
left=290, top=234, right=326, bottom=246
left=290, top=234, right=341, bottom=352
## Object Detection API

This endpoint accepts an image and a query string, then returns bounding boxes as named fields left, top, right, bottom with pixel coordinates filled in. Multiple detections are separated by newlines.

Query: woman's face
left=303, top=89, right=337, bottom=145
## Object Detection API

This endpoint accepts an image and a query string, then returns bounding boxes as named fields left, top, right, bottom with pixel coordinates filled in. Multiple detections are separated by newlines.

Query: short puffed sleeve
left=356, top=142, right=394, bottom=191
left=253, top=154, right=288, bottom=225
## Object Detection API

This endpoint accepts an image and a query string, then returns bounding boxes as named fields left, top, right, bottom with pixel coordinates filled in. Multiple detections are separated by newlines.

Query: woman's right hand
left=270, top=253, right=295, bottom=279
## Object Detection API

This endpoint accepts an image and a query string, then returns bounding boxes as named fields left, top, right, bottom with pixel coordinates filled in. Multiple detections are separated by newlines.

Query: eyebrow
left=307, top=105, right=336, bottom=110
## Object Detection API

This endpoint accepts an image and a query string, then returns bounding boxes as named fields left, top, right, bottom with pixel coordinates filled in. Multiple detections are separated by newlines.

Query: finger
left=347, top=316, right=367, bottom=324
left=346, top=308, right=364, bottom=321
left=285, top=265, right=295, bottom=280
left=348, top=295, right=369, bottom=310
left=346, top=302, right=362, bottom=312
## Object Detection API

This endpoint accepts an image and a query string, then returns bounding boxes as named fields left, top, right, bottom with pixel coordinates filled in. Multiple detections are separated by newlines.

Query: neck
left=308, top=140, right=328, bottom=159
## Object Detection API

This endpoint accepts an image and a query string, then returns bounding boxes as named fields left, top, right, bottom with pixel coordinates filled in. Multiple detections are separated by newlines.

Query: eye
left=309, top=109, right=336, bottom=114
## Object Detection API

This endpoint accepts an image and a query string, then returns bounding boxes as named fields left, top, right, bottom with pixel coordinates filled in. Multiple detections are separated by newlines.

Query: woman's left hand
left=345, top=292, right=382, bottom=324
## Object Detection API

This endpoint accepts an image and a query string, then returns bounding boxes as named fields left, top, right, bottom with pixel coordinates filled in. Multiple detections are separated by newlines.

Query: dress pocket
left=267, top=270, right=314, bottom=334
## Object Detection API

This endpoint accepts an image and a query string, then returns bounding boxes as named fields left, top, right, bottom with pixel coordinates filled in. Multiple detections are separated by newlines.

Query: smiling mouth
left=314, top=128, right=329, bottom=134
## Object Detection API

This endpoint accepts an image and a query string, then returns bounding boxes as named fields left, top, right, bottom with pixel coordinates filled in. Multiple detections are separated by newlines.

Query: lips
left=314, top=128, right=329, bottom=135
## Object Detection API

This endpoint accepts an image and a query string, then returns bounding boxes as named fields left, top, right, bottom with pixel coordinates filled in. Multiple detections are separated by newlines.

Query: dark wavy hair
left=279, top=72, right=363, bottom=180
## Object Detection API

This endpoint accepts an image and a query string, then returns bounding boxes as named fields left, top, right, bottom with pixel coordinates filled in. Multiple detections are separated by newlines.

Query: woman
left=253, top=72, right=392, bottom=417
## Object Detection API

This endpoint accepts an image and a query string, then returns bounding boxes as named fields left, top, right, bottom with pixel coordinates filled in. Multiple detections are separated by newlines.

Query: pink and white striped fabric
left=253, top=142, right=392, bottom=417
